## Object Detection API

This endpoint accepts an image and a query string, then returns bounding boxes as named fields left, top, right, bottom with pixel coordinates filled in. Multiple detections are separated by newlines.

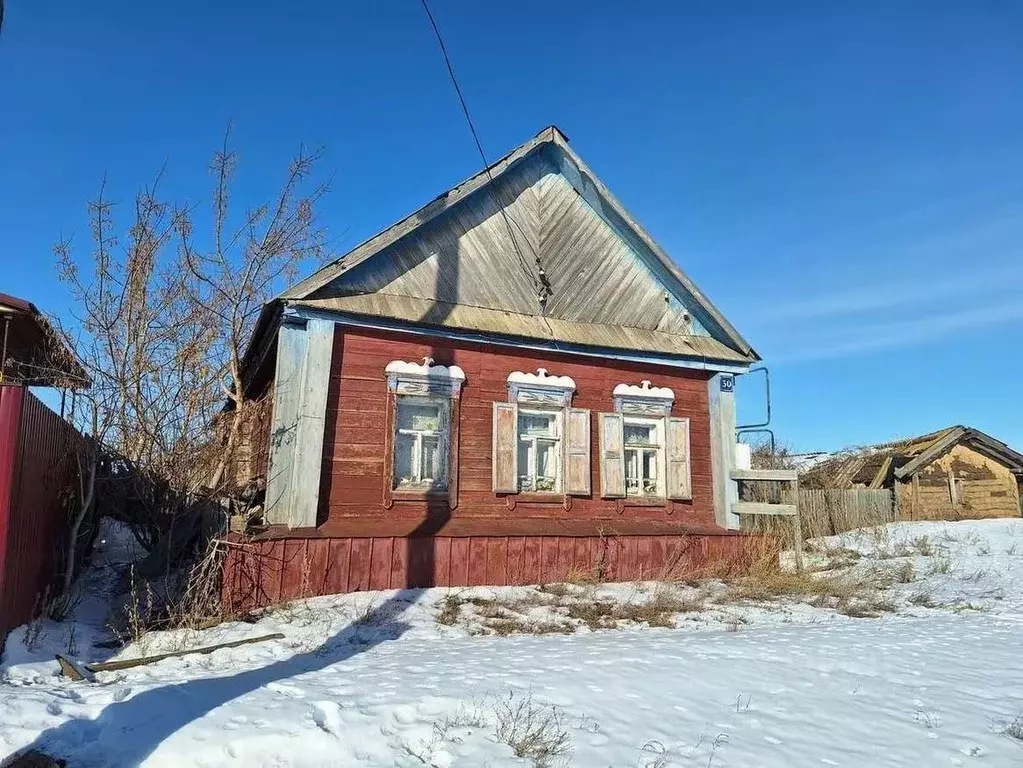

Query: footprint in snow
left=265, top=681, right=306, bottom=699
left=311, top=701, right=345, bottom=738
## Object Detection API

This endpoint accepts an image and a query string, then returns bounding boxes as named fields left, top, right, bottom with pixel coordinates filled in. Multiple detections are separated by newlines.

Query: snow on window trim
left=386, top=357, right=465, bottom=397
left=613, top=380, right=674, bottom=415
left=507, top=368, right=576, bottom=407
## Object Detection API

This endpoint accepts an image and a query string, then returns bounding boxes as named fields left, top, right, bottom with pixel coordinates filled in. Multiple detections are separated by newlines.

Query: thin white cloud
left=761, top=264, right=1023, bottom=322
left=768, top=301, right=1023, bottom=364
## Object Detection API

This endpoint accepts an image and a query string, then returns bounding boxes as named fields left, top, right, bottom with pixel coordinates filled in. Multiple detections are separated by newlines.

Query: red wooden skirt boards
left=220, top=525, right=755, bottom=612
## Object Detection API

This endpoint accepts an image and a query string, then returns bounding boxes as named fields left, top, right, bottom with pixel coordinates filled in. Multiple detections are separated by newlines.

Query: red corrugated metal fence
left=0, top=386, right=83, bottom=642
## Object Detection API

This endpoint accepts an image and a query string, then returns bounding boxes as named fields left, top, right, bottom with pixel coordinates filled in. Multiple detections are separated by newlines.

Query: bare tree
left=174, top=126, right=329, bottom=491
left=53, top=129, right=330, bottom=605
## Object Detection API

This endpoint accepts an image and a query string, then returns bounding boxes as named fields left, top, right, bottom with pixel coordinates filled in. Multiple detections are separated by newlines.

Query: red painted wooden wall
left=222, top=326, right=745, bottom=607
left=0, top=386, right=82, bottom=643
left=222, top=531, right=753, bottom=611
left=318, top=327, right=719, bottom=531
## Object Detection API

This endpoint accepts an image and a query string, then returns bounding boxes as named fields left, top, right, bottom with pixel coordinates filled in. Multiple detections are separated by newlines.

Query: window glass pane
left=535, top=439, right=558, bottom=491
left=642, top=450, right=658, bottom=495
left=421, top=435, right=441, bottom=482
left=519, top=412, right=555, bottom=437
left=517, top=440, right=532, bottom=491
left=397, top=401, right=441, bottom=432
left=625, top=448, right=640, bottom=493
left=624, top=423, right=654, bottom=445
left=394, top=433, right=415, bottom=488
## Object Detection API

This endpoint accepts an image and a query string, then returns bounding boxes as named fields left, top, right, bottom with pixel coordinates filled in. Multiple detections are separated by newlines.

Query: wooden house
left=803, top=426, right=1023, bottom=521
left=223, top=127, right=762, bottom=606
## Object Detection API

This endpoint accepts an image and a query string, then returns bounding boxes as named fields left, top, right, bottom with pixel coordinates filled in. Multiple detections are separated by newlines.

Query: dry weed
left=908, top=590, right=937, bottom=608
left=998, top=713, right=1023, bottom=745
left=894, top=562, right=916, bottom=583
left=492, top=691, right=572, bottom=767
left=436, top=594, right=463, bottom=626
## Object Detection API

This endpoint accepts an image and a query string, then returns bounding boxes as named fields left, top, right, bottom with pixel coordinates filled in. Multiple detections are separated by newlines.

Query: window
left=517, top=409, right=562, bottom=492
left=623, top=418, right=664, bottom=497
left=393, top=396, right=448, bottom=490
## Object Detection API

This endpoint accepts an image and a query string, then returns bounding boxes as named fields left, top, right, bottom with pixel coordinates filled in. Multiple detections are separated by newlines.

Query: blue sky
left=1, top=1, right=1021, bottom=452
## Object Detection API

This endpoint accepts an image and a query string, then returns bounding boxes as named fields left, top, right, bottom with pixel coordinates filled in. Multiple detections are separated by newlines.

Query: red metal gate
left=0, top=386, right=82, bottom=642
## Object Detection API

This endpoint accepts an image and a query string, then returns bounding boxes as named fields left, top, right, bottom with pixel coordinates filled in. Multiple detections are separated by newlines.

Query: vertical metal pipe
left=0, top=315, right=10, bottom=385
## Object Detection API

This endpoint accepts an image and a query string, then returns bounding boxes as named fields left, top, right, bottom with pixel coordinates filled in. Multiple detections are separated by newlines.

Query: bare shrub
left=436, top=594, right=463, bottom=626
left=23, top=615, right=46, bottom=653
left=894, top=562, right=916, bottom=583
left=998, top=713, right=1023, bottom=746
left=912, top=536, right=934, bottom=556
left=838, top=595, right=897, bottom=618
left=492, top=691, right=572, bottom=767
left=537, top=583, right=574, bottom=598
left=488, top=618, right=574, bottom=636
left=908, top=590, right=937, bottom=608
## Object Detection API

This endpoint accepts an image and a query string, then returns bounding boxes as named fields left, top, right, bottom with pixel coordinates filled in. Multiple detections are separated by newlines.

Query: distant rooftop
left=0, top=292, right=87, bottom=388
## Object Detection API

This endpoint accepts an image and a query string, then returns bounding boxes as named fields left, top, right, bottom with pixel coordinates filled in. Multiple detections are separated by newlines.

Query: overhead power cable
left=418, top=0, right=554, bottom=312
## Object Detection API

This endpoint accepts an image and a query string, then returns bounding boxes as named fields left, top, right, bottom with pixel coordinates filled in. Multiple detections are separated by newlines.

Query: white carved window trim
left=386, top=357, right=466, bottom=397
left=623, top=416, right=665, bottom=498
left=612, top=380, right=675, bottom=416
left=507, top=368, right=576, bottom=407
left=393, top=396, right=450, bottom=490
left=385, top=357, right=465, bottom=499
left=516, top=407, right=563, bottom=493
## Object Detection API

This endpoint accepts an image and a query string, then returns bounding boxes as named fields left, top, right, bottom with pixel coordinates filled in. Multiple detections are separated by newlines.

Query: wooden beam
left=57, top=633, right=285, bottom=679
left=265, top=318, right=334, bottom=527
left=730, top=468, right=798, bottom=482
left=732, top=502, right=798, bottom=517
left=708, top=374, right=738, bottom=529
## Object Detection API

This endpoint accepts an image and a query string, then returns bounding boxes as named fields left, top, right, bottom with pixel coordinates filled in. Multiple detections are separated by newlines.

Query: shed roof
left=254, top=126, right=758, bottom=371
left=803, top=426, right=1023, bottom=488
left=0, top=292, right=86, bottom=388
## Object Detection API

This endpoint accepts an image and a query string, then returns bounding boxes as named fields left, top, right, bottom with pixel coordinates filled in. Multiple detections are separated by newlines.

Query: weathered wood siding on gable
left=318, top=327, right=717, bottom=530
left=315, top=148, right=701, bottom=339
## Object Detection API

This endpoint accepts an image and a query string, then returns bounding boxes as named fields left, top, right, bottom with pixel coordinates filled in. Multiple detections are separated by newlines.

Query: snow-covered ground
left=3, top=519, right=1023, bottom=766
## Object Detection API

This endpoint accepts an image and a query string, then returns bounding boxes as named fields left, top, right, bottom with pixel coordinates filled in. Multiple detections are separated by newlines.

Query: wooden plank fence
left=740, top=488, right=895, bottom=540
left=797, top=489, right=895, bottom=539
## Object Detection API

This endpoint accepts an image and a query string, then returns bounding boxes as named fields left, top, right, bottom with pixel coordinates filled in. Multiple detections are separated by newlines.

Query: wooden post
left=792, top=476, right=803, bottom=572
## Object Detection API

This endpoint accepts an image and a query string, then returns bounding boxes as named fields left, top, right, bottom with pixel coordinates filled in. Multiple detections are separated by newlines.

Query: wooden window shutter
left=665, top=416, right=692, bottom=501
left=564, top=408, right=591, bottom=496
left=492, top=402, right=518, bottom=493
left=599, top=412, right=625, bottom=498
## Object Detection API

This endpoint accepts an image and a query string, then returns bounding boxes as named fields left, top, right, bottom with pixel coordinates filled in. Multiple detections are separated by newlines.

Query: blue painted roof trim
left=287, top=305, right=751, bottom=375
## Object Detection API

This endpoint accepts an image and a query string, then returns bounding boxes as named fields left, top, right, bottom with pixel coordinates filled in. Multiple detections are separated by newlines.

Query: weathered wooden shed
left=804, top=426, right=1023, bottom=521
left=223, top=127, right=763, bottom=607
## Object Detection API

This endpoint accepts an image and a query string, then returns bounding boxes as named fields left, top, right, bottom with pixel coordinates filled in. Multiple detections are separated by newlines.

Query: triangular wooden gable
left=285, top=127, right=756, bottom=362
